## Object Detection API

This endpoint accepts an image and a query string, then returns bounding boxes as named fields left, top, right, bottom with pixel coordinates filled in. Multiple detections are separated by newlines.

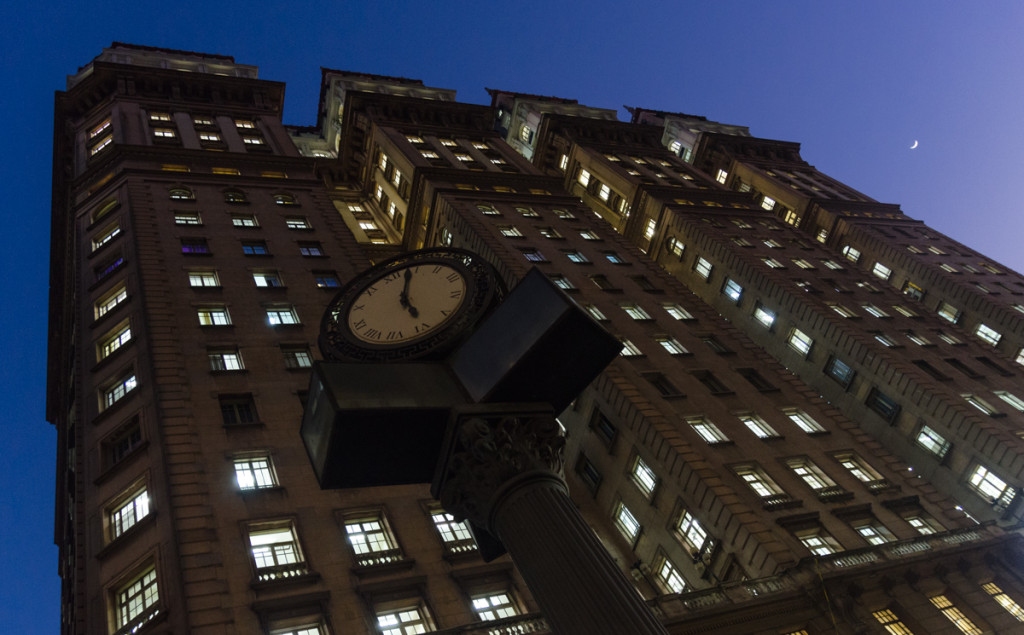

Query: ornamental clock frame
left=319, top=248, right=505, bottom=362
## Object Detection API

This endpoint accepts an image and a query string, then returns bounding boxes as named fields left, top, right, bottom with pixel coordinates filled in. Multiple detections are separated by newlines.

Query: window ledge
left=87, top=238, right=121, bottom=261
left=181, top=252, right=213, bottom=257
left=94, top=440, right=150, bottom=486
left=351, top=556, right=416, bottom=578
left=91, top=302, right=131, bottom=331
left=223, top=420, right=266, bottom=430
left=250, top=570, right=321, bottom=591
left=91, top=389, right=139, bottom=426
left=268, top=323, right=305, bottom=329
left=95, top=513, right=157, bottom=560
left=210, top=369, right=249, bottom=376
left=91, top=341, right=137, bottom=374
left=238, top=485, right=287, bottom=497
left=243, top=253, right=273, bottom=258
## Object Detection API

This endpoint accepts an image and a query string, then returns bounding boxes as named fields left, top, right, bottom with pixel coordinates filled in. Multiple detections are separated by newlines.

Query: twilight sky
left=3, top=3, right=1023, bottom=632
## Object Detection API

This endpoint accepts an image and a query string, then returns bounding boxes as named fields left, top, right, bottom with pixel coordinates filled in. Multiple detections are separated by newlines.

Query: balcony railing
left=816, top=486, right=854, bottom=503
left=761, top=493, right=802, bottom=511
left=113, top=608, right=160, bottom=635
left=443, top=538, right=479, bottom=556
left=255, top=561, right=310, bottom=582
left=434, top=613, right=549, bottom=635
left=354, top=548, right=406, bottom=568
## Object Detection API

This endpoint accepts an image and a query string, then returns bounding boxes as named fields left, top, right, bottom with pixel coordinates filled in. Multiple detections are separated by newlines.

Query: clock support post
left=304, top=265, right=669, bottom=634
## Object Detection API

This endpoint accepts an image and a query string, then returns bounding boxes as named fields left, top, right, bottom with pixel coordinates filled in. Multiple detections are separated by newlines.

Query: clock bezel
left=320, top=248, right=504, bottom=362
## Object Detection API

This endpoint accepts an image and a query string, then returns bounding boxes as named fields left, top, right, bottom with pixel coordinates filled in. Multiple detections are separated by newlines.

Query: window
left=825, top=357, right=855, bottom=388
left=688, top=417, right=730, bottom=445
left=676, top=510, right=712, bottom=554
left=787, top=328, right=813, bottom=356
left=181, top=238, right=209, bottom=255
left=266, top=306, right=299, bottom=326
left=197, top=306, right=230, bottom=326
left=249, top=522, right=307, bottom=581
left=764, top=239, right=783, bottom=248
left=916, top=425, right=951, bottom=459
left=701, top=335, right=732, bottom=355
left=968, top=465, right=1011, bottom=503
left=722, top=278, right=743, bottom=302
left=234, top=454, right=277, bottom=490
left=975, top=323, right=1002, bottom=346
left=153, top=128, right=177, bottom=139
left=104, top=420, right=143, bottom=467
left=579, top=230, right=601, bottom=241
left=715, top=169, right=728, bottom=184
left=662, top=303, right=694, bottom=320
left=578, top=168, right=591, bottom=187
left=220, top=394, right=257, bottom=426
left=929, top=595, right=982, bottom=635
left=665, top=236, right=684, bottom=257
left=937, top=301, right=961, bottom=324
left=1017, top=347, right=1024, bottom=366
left=298, top=241, right=324, bottom=256
left=619, top=339, right=643, bottom=357
left=827, top=303, right=858, bottom=318
left=872, top=262, right=893, bottom=280
left=905, top=331, right=931, bottom=346
left=109, top=485, right=150, bottom=539
left=734, top=465, right=785, bottom=498
left=114, top=567, right=160, bottom=633
left=753, top=304, right=776, bottom=328
left=962, top=393, right=999, bottom=416
left=936, top=331, right=963, bottom=345
left=822, top=259, right=843, bottom=270
left=549, top=274, right=575, bottom=290
left=613, top=502, right=641, bottom=543
left=798, top=529, right=841, bottom=556
left=739, top=414, right=779, bottom=439
left=836, top=453, right=885, bottom=486
left=209, top=349, right=243, bottom=371
left=784, top=409, right=826, bottom=434
left=231, top=214, right=258, bottom=228
left=314, top=272, right=340, bottom=288
left=694, top=257, right=713, bottom=280
left=471, top=591, right=519, bottom=621
left=694, top=370, right=732, bottom=395
left=91, top=222, right=121, bottom=251
left=242, top=241, right=269, bottom=256
left=630, top=456, right=658, bottom=497
left=787, top=458, right=837, bottom=492
left=521, top=248, right=547, bottom=263
left=173, top=211, right=201, bottom=226
left=430, top=507, right=476, bottom=554
left=982, top=582, right=1024, bottom=622
left=604, top=251, right=626, bottom=264
left=188, top=270, right=219, bottom=287
left=872, top=607, right=914, bottom=635
left=376, top=602, right=433, bottom=635
left=763, top=258, right=785, bottom=269
left=656, top=336, right=689, bottom=356
left=599, top=183, right=612, bottom=201
left=576, top=453, right=603, bottom=495
left=617, top=304, right=649, bottom=321
left=98, top=321, right=132, bottom=361
left=654, top=554, right=687, bottom=594
left=477, top=204, right=500, bottom=216
left=242, top=136, right=265, bottom=146
left=344, top=513, right=403, bottom=566
left=498, top=225, right=523, bottom=237
left=906, top=515, right=940, bottom=535
left=862, top=304, right=889, bottom=318
left=866, top=389, right=901, bottom=422
left=994, top=390, right=1024, bottom=413
left=102, top=373, right=137, bottom=410
left=564, top=249, right=589, bottom=263
left=269, top=619, right=328, bottom=635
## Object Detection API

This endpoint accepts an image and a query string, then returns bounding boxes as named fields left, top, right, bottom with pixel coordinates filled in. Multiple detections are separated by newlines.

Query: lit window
left=298, top=242, right=324, bottom=256
left=753, top=304, right=776, bottom=328
left=822, top=259, right=843, bottom=270
left=283, top=347, right=313, bottom=369
left=798, top=529, right=841, bottom=556
left=792, top=259, right=815, bottom=270
left=825, top=357, right=855, bottom=387
left=862, top=304, right=889, bottom=318
left=519, top=125, right=534, bottom=143
left=715, top=169, right=728, bottom=184
left=937, top=301, right=961, bottom=324
left=234, top=119, right=255, bottom=129
left=95, top=284, right=128, bottom=319
left=198, top=132, right=221, bottom=143
left=836, top=454, right=884, bottom=486
left=109, top=485, right=150, bottom=539
left=471, top=591, right=519, bottom=622
left=598, top=183, right=611, bottom=201
left=231, top=214, right=258, bottom=228
left=739, top=414, right=779, bottom=439
left=688, top=417, right=729, bottom=444
left=549, top=274, right=575, bottom=290
left=857, top=281, right=880, bottom=293
left=169, top=187, right=193, bottom=200
left=962, top=393, right=1000, bottom=416
left=345, top=513, right=402, bottom=566
left=630, top=456, right=658, bottom=497
left=722, top=278, right=743, bottom=302
left=241, top=241, right=268, bottom=256
left=91, top=222, right=121, bottom=251
left=564, top=250, right=589, bottom=263
left=1016, top=348, right=1024, bottom=366
left=654, top=555, right=687, bottom=594
left=665, top=237, right=684, bottom=257
left=559, top=154, right=569, bottom=170
left=783, top=210, right=800, bottom=226
left=936, top=331, right=963, bottom=345
left=181, top=238, right=210, bottom=255
left=872, top=608, right=913, bottom=635
left=214, top=167, right=241, bottom=176
left=516, top=206, right=540, bottom=218
left=266, top=306, right=299, bottom=326
left=578, top=169, right=591, bottom=187
left=694, top=257, right=713, bottom=280
left=604, top=251, right=626, bottom=264
left=174, top=211, right=201, bottom=225
left=644, top=218, right=657, bottom=240
left=621, top=304, right=651, bottom=320
left=994, top=390, right=1024, bottom=413
left=763, top=258, right=785, bottom=269
left=430, top=507, right=476, bottom=554
left=854, top=520, right=895, bottom=545
left=197, top=306, right=230, bottom=326
left=421, top=150, right=439, bottom=159
left=153, top=128, right=176, bottom=138
left=982, top=582, right=1024, bottom=622
left=249, top=522, right=307, bottom=580
left=102, top=373, right=137, bottom=409
left=916, top=425, right=951, bottom=458
left=786, top=458, right=836, bottom=493
left=115, top=567, right=160, bottom=633
left=98, top=321, right=132, bottom=360
left=269, top=620, right=327, bottom=635
left=787, top=328, right=813, bottom=356
left=735, top=465, right=784, bottom=498
left=968, top=465, right=1011, bottom=503
left=975, top=323, right=1002, bottom=346
left=619, top=339, right=643, bottom=357
left=283, top=216, right=310, bottom=230
left=234, top=455, right=277, bottom=490
left=376, top=602, right=432, bottom=635
left=90, top=135, right=113, bottom=155
left=765, top=239, right=783, bottom=249
left=242, top=136, right=265, bottom=145
left=522, top=248, right=547, bottom=263
left=538, top=227, right=562, bottom=239
left=440, top=139, right=456, bottom=146
left=580, top=230, right=601, bottom=241
left=188, top=271, right=219, bottom=288
left=656, top=336, right=689, bottom=356
left=784, top=409, right=826, bottom=434
left=90, top=118, right=112, bottom=138
left=581, top=304, right=606, bottom=321
left=455, top=153, right=472, bottom=162
left=663, top=303, right=694, bottom=320
left=209, top=350, right=243, bottom=371
left=498, top=225, right=523, bottom=237
left=870, top=262, right=892, bottom=280
left=842, top=245, right=861, bottom=262
left=827, top=303, right=858, bottom=318
left=906, top=515, right=939, bottom=535
left=613, top=502, right=641, bottom=542
left=392, top=169, right=402, bottom=187
left=874, top=333, right=899, bottom=347
left=929, top=595, right=982, bottom=635
left=893, top=305, right=918, bottom=318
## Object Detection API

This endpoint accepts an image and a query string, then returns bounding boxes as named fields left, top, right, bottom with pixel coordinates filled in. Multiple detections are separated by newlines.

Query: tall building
left=48, top=43, right=1024, bottom=635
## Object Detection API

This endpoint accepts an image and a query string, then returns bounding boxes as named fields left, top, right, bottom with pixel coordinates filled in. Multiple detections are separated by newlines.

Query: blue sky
left=3, top=3, right=1023, bottom=632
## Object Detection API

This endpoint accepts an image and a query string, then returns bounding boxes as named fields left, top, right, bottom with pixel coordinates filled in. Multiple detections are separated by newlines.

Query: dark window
left=94, top=255, right=125, bottom=282
left=975, top=356, right=1014, bottom=377
left=220, top=394, right=257, bottom=426
left=590, top=409, right=617, bottom=449
left=630, top=275, right=661, bottom=292
left=701, top=336, right=733, bottom=355
left=824, top=357, right=856, bottom=388
left=643, top=372, right=684, bottom=397
left=913, top=360, right=952, bottom=381
left=738, top=368, right=778, bottom=392
left=104, top=417, right=143, bottom=467
left=181, top=239, right=210, bottom=255
left=693, top=371, right=733, bottom=395
left=944, top=358, right=983, bottom=379
left=866, top=389, right=901, bottom=423
left=575, top=453, right=602, bottom=496
left=298, top=241, right=324, bottom=257
left=590, top=275, right=620, bottom=292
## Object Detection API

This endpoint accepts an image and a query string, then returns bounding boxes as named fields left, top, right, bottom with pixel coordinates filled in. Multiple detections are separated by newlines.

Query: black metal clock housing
left=319, top=248, right=505, bottom=362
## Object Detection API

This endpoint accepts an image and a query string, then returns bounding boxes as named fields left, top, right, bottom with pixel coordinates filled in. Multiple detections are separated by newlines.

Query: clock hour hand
left=399, top=268, right=419, bottom=318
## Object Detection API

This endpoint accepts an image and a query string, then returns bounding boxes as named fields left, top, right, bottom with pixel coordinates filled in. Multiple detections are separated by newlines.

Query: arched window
left=169, top=187, right=194, bottom=201
left=91, top=198, right=120, bottom=224
left=224, top=190, right=247, bottom=204
left=273, top=193, right=297, bottom=206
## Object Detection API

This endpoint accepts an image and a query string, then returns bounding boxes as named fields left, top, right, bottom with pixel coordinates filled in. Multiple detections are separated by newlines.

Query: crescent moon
left=910, top=140, right=919, bottom=149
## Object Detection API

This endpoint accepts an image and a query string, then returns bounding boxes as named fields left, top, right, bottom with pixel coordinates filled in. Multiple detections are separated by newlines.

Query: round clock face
left=320, top=248, right=504, bottom=362
left=346, top=263, right=467, bottom=344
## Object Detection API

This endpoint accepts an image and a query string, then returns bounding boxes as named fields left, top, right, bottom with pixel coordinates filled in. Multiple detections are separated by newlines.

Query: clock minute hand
left=399, top=268, right=419, bottom=318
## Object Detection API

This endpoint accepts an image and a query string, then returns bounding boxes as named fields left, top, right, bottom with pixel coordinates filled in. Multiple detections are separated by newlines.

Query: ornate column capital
left=432, top=403, right=565, bottom=531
